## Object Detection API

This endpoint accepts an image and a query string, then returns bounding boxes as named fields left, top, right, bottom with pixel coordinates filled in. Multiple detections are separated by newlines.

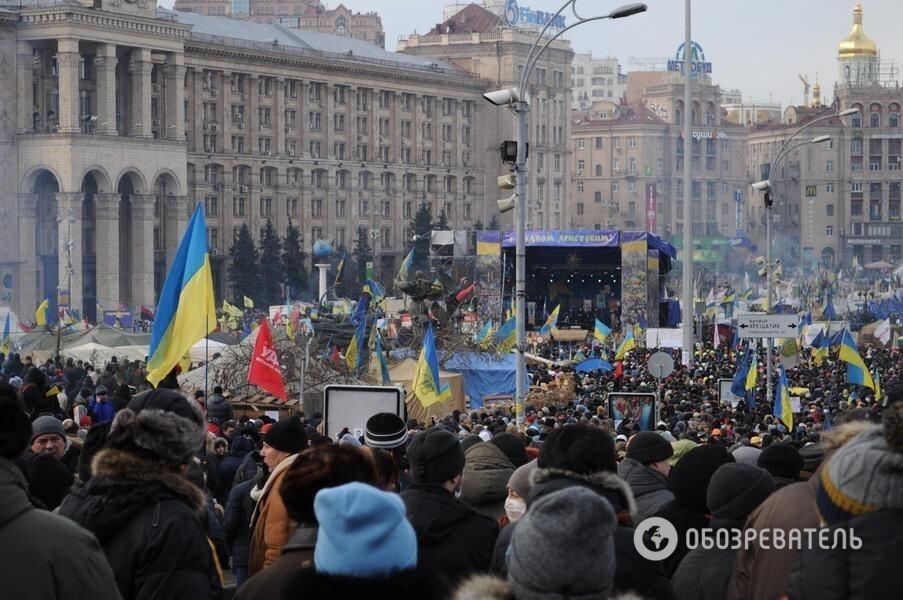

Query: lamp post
left=753, top=106, right=856, bottom=401
left=483, top=2, right=647, bottom=431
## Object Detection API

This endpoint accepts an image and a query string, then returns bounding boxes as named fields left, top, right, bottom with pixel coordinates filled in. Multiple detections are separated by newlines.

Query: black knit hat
left=365, top=413, right=409, bottom=449
left=264, top=415, right=309, bottom=454
left=489, top=432, right=529, bottom=467
left=407, top=426, right=465, bottom=484
left=626, top=431, right=674, bottom=465
left=707, top=463, right=776, bottom=520
left=757, top=443, right=803, bottom=481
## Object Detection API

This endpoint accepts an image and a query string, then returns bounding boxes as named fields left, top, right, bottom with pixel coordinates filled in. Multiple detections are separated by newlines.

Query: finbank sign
left=504, top=0, right=566, bottom=29
left=667, top=41, right=712, bottom=75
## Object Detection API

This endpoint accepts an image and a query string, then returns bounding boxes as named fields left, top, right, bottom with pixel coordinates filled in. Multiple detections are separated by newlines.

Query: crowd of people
left=0, top=337, right=900, bottom=600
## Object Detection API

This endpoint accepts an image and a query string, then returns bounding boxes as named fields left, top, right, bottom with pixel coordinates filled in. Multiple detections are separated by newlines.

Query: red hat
left=261, top=423, right=274, bottom=434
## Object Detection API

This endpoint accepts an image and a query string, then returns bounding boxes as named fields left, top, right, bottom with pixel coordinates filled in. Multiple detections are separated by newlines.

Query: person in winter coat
left=756, top=442, right=803, bottom=489
left=460, top=441, right=515, bottom=519
left=456, top=486, right=620, bottom=600
left=221, top=432, right=255, bottom=491
left=618, top=431, right=676, bottom=521
left=788, top=393, right=903, bottom=600
left=670, top=463, right=775, bottom=600
left=58, top=389, right=223, bottom=600
left=248, top=416, right=308, bottom=575
left=238, top=444, right=378, bottom=599
left=726, top=421, right=872, bottom=600
left=206, top=386, right=234, bottom=422
left=0, top=383, right=122, bottom=600
left=224, top=474, right=261, bottom=588
left=88, top=385, right=116, bottom=424
left=491, top=423, right=674, bottom=600
left=654, top=444, right=735, bottom=577
left=21, top=367, right=58, bottom=418
left=401, top=426, right=498, bottom=583
left=277, top=482, right=449, bottom=600
left=110, top=384, right=132, bottom=414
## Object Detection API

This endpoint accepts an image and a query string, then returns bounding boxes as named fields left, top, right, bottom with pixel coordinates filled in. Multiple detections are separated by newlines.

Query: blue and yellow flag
left=494, top=315, right=517, bottom=352
left=0, top=312, right=10, bottom=354
left=774, top=362, right=793, bottom=430
left=540, top=304, right=560, bottom=334
left=839, top=329, right=875, bottom=390
left=730, top=343, right=757, bottom=402
left=35, top=299, right=49, bottom=327
left=810, top=330, right=829, bottom=365
left=345, top=318, right=366, bottom=371
left=147, top=203, right=217, bottom=388
left=614, top=329, right=636, bottom=361
left=413, top=324, right=451, bottom=407
left=374, top=331, right=391, bottom=385
left=475, top=320, right=493, bottom=345
left=594, top=319, right=612, bottom=343
left=397, top=248, right=415, bottom=283
left=874, top=371, right=883, bottom=402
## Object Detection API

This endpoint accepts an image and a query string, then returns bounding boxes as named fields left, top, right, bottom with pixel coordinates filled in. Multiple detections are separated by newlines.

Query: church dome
left=838, top=1, right=877, bottom=59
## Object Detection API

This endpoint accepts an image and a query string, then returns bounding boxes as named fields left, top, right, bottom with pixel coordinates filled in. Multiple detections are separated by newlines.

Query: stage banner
left=475, top=232, right=503, bottom=324
left=103, top=310, right=133, bottom=329
left=646, top=247, right=660, bottom=328
left=620, top=232, right=649, bottom=336
left=501, top=230, right=620, bottom=248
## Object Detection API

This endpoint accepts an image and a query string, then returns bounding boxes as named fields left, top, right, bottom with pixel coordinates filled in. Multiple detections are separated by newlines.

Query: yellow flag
left=286, top=319, right=296, bottom=343
left=243, top=296, right=255, bottom=309
left=35, top=299, right=49, bottom=327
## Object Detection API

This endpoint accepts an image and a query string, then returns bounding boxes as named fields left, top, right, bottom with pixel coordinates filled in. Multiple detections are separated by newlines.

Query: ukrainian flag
left=0, top=312, right=10, bottom=354
left=397, top=248, right=415, bottom=283
left=374, top=331, right=391, bottom=385
left=773, top=362, right=793, bottom=430
left=540, top=304, right=560, bottom=334
left=615, top=329, right=636, bottom=361
left=475, top=320, right=493, bottom=345
left=839, top=329, right=875, bottom=390
left=730, top=344, right=757, bottom=401
left=413, top=324, right=451, bottom=407
left=494, top=315, right=517, bottom=352
left=146, top=203, right=216, bottom=388
left=810, top=330, right=829, bottom=365
left=594, top=318, right=612, bottom=342
left=345, top=318, right=366, bottom=371
left=35, top=299, right=49, bottom=327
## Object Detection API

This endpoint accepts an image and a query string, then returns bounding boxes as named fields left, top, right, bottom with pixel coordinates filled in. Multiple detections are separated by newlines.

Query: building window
left=870, top=112, right=881, bottom=128
left=205, top=196, right=218, bottom=217
left=595, top=164, right=603, bottom=177
left=612, top=182, right=620, bottom=192
left=287, top=197, right=299, bottom=217
left=628, top=136, right=636, bottom=148
left=595, top=137, right=603, bottom=149
left=577, top=181, right=584, bottom=192
left=577, top=138, right=585, bottom=150
left=825, top=225, right=833, bottom=236
left=260, top=197, right=272, bottom=217
left=577, top=203, right=584, bottom=215
left=826, top=183, right=834, bottom=193
left=826, top=160, right=834, bottom=172
left=826, top=204, right=834, bottom=217
left=594, top=191, right=602, bottom=203
left=233, top=197, right=246, bottom=217
left=577, top=160, right=585, bottom=174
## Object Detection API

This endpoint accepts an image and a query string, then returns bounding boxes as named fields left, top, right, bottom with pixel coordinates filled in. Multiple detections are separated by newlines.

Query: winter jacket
left=492, top=468, right=675, bottom=600
left=787, top=509, right=903, bottom=600
left=0, top=458, right=122, bottom=600
left=670, top=518, right=745, bottom=600
left=277, top=566, right=450, bottom=600
left=454, top=574, right=648, bottom=600
left=654, top=499, right=710, bottom=577
left=206, top=393, right=234, bottom=423
left=19, top=450, right=74, bottom=510
left=237, top=526, right=316, bottom=600
left=58, top=448, right=223, bottom=600
left=220, top=436, right=255, bottom=491
left=89, top=398, right=116, bottom=424
left=248, top=453, right=299, bottom=575
left=726, top=477, right=819, bottom=600
left=401, top=483, right=499, bottom=582
left=460, top=441, right=515, bottom=519
left=618, top=457, right=675, bottom=522
left=224, top=477, right=257, bottom=570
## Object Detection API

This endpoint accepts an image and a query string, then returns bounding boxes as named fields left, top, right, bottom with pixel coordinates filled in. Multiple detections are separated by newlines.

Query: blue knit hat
left=313, top=482, right=417, bottom=577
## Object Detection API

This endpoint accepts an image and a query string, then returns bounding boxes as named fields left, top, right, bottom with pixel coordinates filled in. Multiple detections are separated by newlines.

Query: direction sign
left=647, top=351, right=675, bottom=380
left=737, top=314, right=799, bottom=338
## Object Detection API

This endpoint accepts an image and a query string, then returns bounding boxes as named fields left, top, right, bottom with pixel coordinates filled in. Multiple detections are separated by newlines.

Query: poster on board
left=323, top=385, right=405, bottom=442
left=607, top=392, right=657, bottom=431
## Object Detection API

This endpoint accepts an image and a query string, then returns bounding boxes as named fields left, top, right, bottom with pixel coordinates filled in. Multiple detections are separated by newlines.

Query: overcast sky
left=160, top=0, right=903, bottom=108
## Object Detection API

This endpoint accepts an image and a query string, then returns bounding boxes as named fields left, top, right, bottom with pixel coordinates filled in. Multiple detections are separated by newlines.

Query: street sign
left=737, top=314, right=799, bottom=338
left=647, top=351, right=675, bottom=380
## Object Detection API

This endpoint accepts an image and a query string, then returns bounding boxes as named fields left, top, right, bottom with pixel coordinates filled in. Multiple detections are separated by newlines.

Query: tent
left=189, top=338, right=230, bottom=363
left=65, top=343, right=147, bottom=365
left=441, top=352, right=529, bottom=409
left=387, top=358, right=465, bottom=424
left=575, top=357, right=613, bottom=373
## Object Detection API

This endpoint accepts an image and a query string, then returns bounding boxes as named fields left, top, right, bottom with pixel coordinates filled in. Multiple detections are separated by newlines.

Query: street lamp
left=482, top=1, right=647, bottom=431
left=751, top=107, right=856, bottom=401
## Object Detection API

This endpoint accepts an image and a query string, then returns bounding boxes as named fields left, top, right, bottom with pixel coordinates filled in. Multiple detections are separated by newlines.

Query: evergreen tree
left=432, top=210, right=449, bottom=231
left=228, top=223, right=260, bottom=304
left=282, top=220, right=308, bottom=301
left=341, top=225, right=373, bottom=298
left=258, top=219, right=284, bottom=306
left=488, top=213, right=500, bottom=230
left=412, top=202, right=433, bottom=259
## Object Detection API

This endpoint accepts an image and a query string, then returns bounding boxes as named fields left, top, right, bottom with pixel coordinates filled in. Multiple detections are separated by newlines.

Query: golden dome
left=838, top=1, right=877, bottom=58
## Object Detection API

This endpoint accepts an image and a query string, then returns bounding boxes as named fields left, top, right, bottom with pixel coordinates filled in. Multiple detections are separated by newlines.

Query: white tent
left=189, top=338, right=229, bottom=363
left=65, top=342, right=147, bottom=365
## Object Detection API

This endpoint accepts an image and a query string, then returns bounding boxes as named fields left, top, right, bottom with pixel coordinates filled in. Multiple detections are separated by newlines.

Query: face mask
left=505, top=497, right=527, bottom=522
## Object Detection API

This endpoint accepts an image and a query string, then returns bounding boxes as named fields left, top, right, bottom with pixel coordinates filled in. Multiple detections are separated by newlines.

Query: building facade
left=0, top=0, right=491, bottom=320
left=399, top=3, right=574, bottom=231
left=171, top=0, right=385, bottom=48
left=571, top=52, right=626, bottom=109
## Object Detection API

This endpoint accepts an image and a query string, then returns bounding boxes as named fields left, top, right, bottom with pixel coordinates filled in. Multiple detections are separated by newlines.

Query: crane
left=799, top=74, right=810, bottom=107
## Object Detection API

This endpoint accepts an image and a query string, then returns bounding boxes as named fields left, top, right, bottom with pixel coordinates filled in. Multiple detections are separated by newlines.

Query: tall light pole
left=483, top=2, right=647, bottom=431
left=680, top=0, right=693, bottom=367
left=753, top=107, right=856, bottom=401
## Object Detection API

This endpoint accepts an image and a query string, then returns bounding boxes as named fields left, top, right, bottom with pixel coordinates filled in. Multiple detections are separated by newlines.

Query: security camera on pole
left=482, top=1, right=647, bottom=431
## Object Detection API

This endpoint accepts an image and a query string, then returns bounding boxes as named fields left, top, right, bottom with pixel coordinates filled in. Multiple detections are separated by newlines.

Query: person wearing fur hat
left=671, top=463, right=775, bottom=600
left=248, top=415, right=308, bottom=575
left=277, top=482, right=449, bottom=599
left=58, top=388, right=222, bottom=600
left=619, top=431, right=675, bottom=521
left=491, top=424, right=673, bottom=600
left=401, top=426, right=498, bottom=583
left=787, top=386, right=903, bottom=600
left=0, top=383, right=122, bottom=600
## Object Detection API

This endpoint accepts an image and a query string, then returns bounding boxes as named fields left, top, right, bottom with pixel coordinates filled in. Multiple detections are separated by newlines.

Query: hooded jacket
left=491, top=468, right=675, bottom=600
left=460, top=441, right=515, bottom=517
left=0, top=458, right=122, bottom=600
left=401, top=483, right=499, bottom=582
left=618, top=457, right=675, bottom=521
left=58, top=448, right=222, bottom=600
left=206, top=393, right=234, bottom=423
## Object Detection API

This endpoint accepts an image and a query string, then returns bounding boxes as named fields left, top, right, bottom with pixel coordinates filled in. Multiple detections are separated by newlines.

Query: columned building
left=0, top=0, right=491, bottom=320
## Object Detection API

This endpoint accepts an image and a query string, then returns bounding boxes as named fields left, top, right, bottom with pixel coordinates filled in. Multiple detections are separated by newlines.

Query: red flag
left=613, top=360, right=624, bottom=382
left=247, top=320, right=287, bottom=401
left=455, top=283, right=476, bottom=303
left=330, top=344, right=341, bottom=363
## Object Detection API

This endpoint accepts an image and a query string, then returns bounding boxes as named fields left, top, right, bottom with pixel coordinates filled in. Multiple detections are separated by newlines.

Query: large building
left=171, top=0, right=385, bottom=48
left=399, top=2, right=574, bottom=231
left=747, top=1, right=902, bottom=270
left=571, top=53, right=626, bottom=109
left=0, top=0, right=492, bottom=320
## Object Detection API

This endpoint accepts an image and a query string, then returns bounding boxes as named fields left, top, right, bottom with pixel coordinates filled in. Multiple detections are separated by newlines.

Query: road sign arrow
left=788, top=323, right=797, bottom=329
